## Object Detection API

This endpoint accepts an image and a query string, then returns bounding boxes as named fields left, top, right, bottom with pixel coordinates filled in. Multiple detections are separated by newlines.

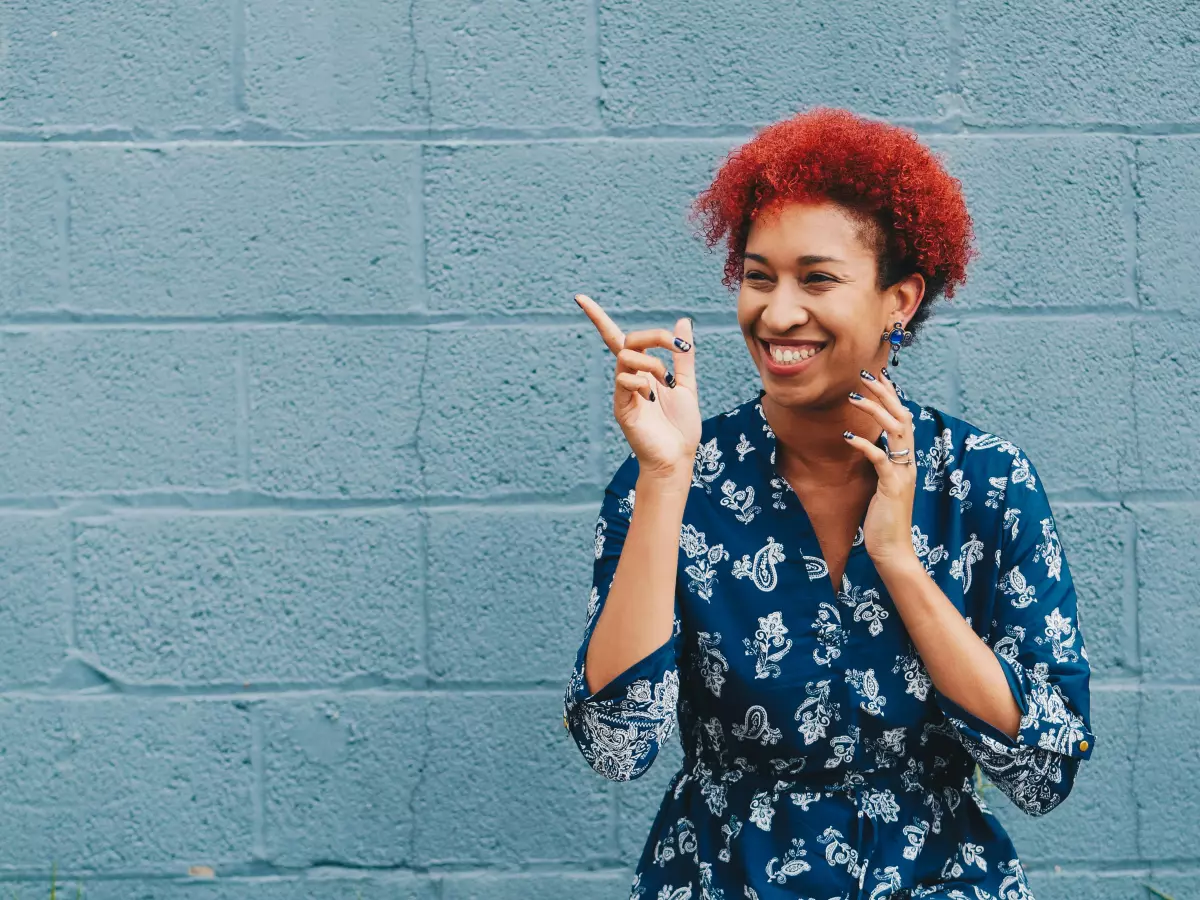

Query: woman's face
left=737, top=199, right=924, bottom=409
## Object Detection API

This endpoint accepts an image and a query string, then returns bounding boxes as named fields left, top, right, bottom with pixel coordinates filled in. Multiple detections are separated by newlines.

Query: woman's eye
left=743, top=271, right=835, bottom=284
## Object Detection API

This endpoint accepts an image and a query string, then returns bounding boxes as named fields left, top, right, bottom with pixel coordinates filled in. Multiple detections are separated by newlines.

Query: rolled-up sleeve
left=562, top=453, right=683, bottom=782
left=934, top=451, right=1097, bottom=816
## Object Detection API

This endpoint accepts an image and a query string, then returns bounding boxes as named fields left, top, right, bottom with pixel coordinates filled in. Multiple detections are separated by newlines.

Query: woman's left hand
left=844, top=367, right=919, bottom=568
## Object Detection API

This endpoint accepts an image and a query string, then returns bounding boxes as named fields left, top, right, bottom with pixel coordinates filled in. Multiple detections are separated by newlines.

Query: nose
left=759, top=286, right=813, bottom=334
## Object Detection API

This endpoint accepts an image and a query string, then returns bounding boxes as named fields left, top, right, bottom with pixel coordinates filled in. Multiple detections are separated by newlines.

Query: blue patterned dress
left=563, top=380, right=1096, bottom=900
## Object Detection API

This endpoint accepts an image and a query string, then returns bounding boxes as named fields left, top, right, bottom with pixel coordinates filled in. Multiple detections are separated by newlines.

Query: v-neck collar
left=726, top=379, right=924, bottom=584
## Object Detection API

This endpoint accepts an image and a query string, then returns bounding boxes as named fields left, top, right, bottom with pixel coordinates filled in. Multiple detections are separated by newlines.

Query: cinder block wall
left=0, top=1, right=1193, bottom=897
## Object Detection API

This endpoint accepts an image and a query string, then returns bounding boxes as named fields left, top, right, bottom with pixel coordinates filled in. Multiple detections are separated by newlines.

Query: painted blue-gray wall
left=0, top=0, right=1194, bottom=897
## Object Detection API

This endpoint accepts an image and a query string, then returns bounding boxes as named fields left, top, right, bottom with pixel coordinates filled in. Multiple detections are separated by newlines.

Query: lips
left=760, top=338, right=827, bottom=374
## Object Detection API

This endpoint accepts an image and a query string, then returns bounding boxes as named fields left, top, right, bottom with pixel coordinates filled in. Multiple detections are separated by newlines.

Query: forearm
left=876, top=556, right=1021, bottom=740
left=584, top=471, right=690, bottom=695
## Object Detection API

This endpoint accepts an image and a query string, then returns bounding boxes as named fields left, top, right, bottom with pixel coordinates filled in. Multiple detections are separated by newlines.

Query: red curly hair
left=688, top=106, right=978, bottom=341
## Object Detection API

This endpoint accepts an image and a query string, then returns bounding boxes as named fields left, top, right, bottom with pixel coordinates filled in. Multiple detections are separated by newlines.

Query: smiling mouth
left=760, top=339, right=827, bottom=367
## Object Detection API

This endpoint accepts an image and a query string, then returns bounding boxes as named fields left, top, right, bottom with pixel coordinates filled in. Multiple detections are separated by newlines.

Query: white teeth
left=769, top=343, right=824, bottom=364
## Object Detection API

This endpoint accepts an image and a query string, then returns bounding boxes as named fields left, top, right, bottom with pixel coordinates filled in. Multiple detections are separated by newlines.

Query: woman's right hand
left=574, top=294, right=701, bottom=482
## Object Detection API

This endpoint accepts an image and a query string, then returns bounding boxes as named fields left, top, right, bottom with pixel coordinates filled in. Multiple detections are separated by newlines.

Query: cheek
left=735, top=293, right=761, bottom=333
left=735, top=287, right=757, bottom=315
left=826, top=309, right=880, bottom=352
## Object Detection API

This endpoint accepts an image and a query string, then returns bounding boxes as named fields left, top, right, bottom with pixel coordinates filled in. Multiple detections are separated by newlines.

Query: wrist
left=871, top=548, right=924, bottom=580
left=636, top=467, right=693, bottom=498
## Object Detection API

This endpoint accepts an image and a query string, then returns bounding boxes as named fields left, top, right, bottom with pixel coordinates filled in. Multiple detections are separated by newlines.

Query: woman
left=562, top=107, right=1095, bottom=900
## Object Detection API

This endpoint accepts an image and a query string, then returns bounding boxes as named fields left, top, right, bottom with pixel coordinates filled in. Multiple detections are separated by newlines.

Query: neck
left=761, top=388, right=883, bottom=487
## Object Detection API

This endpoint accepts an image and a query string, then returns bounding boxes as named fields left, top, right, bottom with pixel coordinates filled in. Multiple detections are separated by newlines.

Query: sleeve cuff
left=934, top=649, right=1095, bottom=761
left=574, top=633, right=677, bottom=706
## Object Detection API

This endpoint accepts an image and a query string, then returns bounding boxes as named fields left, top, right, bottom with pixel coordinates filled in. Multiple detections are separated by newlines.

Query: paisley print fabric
left=563, top=381, right=1096, bottom=899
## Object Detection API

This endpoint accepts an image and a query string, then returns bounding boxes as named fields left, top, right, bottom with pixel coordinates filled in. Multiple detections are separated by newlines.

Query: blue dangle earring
left=881, top=321, right=914, bottom=367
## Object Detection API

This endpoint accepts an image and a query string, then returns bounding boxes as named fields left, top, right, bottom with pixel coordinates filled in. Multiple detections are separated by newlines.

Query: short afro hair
left=688, top=106, right=978, bottom=343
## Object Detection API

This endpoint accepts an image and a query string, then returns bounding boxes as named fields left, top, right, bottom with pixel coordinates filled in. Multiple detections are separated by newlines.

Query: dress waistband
left=673, top=757, right=975, bottom=900
left=680, top=753, right=970, bottom=795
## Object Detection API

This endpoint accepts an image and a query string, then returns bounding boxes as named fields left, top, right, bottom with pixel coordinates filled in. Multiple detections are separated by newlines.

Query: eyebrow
left=743, top=253, right=845, bottom=265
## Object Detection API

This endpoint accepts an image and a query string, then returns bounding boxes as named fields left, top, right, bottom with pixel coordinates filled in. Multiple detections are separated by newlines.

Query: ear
left=891, top=271, right=926, bottom=323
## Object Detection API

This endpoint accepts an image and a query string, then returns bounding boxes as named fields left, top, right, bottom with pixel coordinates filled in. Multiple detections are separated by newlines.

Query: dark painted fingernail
left=649, top=389, right=655, bottom=402
left=843, top=431, right=854, bottom=440
left=860, top=369, right=876, bottom=381
left=849, top=391, right=863, bottom=401
left=665, top=372, right=677, bottom=389
left=881, top=366, right=891, bottom=380
left=674, top=337, right=691, bottom=352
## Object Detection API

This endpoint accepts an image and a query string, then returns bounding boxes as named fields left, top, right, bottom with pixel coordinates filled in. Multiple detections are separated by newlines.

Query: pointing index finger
left=574, top=293, right=627, bottom=356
